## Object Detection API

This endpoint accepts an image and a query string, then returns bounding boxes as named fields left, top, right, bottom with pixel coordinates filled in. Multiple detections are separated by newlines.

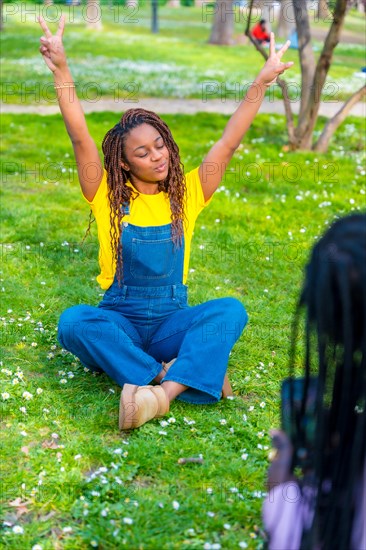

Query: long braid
left=291, top=213, right=366, bottom=550
left=101, top=108, right=186, bottom=285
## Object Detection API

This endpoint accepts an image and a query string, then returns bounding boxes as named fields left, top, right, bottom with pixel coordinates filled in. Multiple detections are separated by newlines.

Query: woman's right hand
left=38, top=15, right=67, bottom=73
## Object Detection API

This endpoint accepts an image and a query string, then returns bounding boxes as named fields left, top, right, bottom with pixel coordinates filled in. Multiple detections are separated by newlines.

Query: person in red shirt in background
left=251, top=19, right=270, bottom=45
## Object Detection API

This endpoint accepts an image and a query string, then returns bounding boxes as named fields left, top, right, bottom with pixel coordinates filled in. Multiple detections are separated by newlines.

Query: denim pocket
left=98, top=296, right=116, bottom=308
left=130, top=238, right=177, bottom=280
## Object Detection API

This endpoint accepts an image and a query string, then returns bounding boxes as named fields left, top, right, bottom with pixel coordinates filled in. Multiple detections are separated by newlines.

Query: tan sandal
left=162, top=359, right=234, bottom=399
left=119, top=384, right=169, bottom=430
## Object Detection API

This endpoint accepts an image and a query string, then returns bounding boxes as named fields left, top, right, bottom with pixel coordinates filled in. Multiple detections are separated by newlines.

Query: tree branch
left=313, top=84, right=366, bottom=152
left=244, top=0, right=294, bottom=141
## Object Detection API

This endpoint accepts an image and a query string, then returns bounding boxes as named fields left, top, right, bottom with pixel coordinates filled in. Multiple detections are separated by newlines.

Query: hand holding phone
left=281, top=376, right=318, bottom=470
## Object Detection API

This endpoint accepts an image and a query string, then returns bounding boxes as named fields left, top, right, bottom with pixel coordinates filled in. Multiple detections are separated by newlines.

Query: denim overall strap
left=119, top=222, right=184, bottom=287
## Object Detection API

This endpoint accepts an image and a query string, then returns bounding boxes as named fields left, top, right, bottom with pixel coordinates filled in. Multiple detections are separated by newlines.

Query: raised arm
left=38, top=15, right=103, bottom=202
left=198, top=34, right=294, bottom=202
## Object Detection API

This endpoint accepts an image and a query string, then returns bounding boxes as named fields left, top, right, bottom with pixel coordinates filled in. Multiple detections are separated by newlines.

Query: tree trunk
left=318, top=0, right=330, bottom=20
left=293, top=0, right=316, bottom=129
left=86, top=0, right=102, bottom=30
left=313, top=85, right=366, bottom=152
left=294, top=0, right=348, bottom=149
left=277, top=0, right=296, bottom=38
left=208, top=0, right=235, bottom=45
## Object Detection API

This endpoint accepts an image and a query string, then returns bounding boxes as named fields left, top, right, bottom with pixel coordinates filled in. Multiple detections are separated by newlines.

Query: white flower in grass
left=219, top=419, right=227, bottom=425
left=1, top=392, right=10, bottom=400
left=12, top=525, right=24, bottom=534
left=239, top=543, right=248, bottom=549
left=123, top=517, right=133, bottom=525
left=159, top=430, right=167, bottom=436
left=204, top=544, right=212, bottom=550
left=167, top=417, right=176, bottom=423
left=19, top=407, right=27, bottom=414
left=206, top=487, right=213, bottom=494
left=207, top=511, right=215, bottom=517
left=101, top=509, right=108, bottom=517
left=74, top=454, right=82, bottom=460
left=2, top=368, right=12, bottom=376
left=51, top=433, right=59, bottom=439
left=22, top=391, right=33, bottom=400
left=62, top=526, right=72, bottom=533
left=32, top=545, right=43, bottom=550
left=59, top=379, right=67, bottom=384
left=241, top=453, right=248, bottom=460
left=224, top=523, right=231, bottom=529
left=90, top=541, right=97, bottom=547
left=183, top=417, right=195, bottom=425
left=20, top=431, right=27, bottom=436
left=113, top=448, right=122, bottom=454
left=172, top=500, right=180, bottom=510
left=47, top=353, right=54, bottom=360
left=248, top=406, right=254, bottom=412
left=12, top=378, right=19, bottom=385
left=212, top=544, right=221, bottom=550
left=36, top=388, right=43, bottom=395
left=43, top=408, right=50, bottom=413
left=160, top=420, right=168, bottom=427
left=31, top=342, right=37, bottom=347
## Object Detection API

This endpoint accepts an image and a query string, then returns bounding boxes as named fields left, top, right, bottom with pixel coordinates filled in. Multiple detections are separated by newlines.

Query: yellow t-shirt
left=84, top=166, right=210, bottom=289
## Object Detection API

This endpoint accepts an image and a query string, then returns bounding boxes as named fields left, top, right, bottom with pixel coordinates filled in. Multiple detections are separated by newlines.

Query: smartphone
left=281, top=376, right=318, bottom=469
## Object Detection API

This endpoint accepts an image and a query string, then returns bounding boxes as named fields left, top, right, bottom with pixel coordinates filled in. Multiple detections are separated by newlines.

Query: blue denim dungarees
left=58, top=222, right=248, bottom=404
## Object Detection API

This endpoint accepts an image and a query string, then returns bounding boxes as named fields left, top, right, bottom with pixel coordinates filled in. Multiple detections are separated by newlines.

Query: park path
left=1, top=98, right=365, bottom=117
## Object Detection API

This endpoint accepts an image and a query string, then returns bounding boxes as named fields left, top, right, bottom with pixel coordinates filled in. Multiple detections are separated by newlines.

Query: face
left=121, top=123, right=170, bottom=187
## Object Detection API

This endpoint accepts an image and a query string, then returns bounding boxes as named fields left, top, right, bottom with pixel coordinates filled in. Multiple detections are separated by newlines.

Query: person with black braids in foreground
left=263, top=214, right=366, bottom=549
left=38, top=16, right=293, bottom=430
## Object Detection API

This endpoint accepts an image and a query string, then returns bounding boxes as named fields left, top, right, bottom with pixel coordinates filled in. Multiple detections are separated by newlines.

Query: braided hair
left=101, top=108, right=186, bottom=284
left=289, top=213, right=366, bottom=549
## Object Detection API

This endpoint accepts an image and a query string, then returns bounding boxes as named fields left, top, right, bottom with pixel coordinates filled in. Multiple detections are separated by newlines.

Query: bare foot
left=152, top=358, right=177, bottom=384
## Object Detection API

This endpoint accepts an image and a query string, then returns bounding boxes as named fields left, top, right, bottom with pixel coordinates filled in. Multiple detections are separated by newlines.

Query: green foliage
left=0, top=109, right=365, bottom=548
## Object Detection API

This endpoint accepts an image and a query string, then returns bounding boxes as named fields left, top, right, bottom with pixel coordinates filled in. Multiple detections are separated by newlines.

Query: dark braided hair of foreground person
left=102, top=108, right=186, bottom=285
left=289, top=213, right=366, bottom=550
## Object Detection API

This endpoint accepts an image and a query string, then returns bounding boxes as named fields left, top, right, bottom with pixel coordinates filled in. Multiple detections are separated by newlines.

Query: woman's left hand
left=267, top=429, right=295, bottom=489
left=256, top=33, right=294, bottom=87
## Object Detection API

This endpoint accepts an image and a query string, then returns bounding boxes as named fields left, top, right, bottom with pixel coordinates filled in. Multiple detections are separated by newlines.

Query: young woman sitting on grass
left=38, top=15, right=293, bottom=430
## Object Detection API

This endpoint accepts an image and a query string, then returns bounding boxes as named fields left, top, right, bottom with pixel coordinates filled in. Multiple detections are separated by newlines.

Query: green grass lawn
left=0, top=109, right=365, bottom=549
left=1, top=4, right=365, bottom=103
